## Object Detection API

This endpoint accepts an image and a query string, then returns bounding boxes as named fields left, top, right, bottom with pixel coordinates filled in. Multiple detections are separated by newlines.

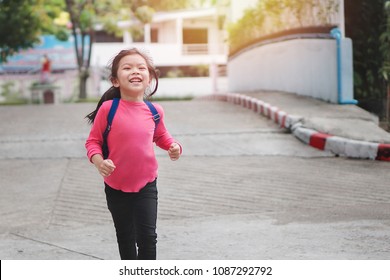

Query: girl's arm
left=86, top=102, right=117, bottom=176
left=85, top=101, right=110, bottom=162
left=152, top=103, right=182, bottom=159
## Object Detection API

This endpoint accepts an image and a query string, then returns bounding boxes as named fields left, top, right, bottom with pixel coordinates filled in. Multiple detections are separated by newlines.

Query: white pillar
left=144, top=23, right=151, bottom=43
left=176, top=17, right=183, bottom=45
left=123, top=30, right=133, bottom=44
left=210, top=61, right=218, bottom=93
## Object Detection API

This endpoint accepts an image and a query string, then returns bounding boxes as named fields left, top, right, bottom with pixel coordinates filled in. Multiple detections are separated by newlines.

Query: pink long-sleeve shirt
left=85, top=99, right=180, bottom=192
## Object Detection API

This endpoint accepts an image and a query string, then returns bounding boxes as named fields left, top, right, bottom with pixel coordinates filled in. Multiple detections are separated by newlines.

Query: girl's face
left=112, top=54, right=151, bottom=101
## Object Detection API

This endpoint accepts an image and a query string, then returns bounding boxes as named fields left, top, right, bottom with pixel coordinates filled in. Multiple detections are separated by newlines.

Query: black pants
left=105, top=179, right=158, bottom=260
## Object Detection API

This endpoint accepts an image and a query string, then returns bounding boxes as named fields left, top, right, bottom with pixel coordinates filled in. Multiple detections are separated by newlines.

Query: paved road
left=1, top=100, right=389, bottom=260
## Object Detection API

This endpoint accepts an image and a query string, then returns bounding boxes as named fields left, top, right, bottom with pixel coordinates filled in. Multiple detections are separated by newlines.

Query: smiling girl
left=85, top=48, right=182, bottom=260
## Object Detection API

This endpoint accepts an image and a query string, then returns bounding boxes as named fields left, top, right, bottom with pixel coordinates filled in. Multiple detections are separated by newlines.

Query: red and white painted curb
left=200, top=93, right=390, bottom=161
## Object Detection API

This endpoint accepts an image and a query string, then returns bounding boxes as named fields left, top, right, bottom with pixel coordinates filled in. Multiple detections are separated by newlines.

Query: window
left=183, top=28, right=208, bottom=44
left=151, top=28, right=158, bottom=43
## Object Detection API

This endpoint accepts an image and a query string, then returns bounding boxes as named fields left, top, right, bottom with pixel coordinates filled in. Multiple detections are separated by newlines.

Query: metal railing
left=182, top=44, right=226, bottom=55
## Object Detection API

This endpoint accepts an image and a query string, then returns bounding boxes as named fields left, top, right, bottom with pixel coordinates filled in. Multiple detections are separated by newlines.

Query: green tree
left=0, top=0, right=67, bottom=63
left=135, top=0, right=190, bottom=11
left=345, top=0, right=387, bottom=117
left=65, top=0, right=95, bottom=100
left=381, top=1, right=390, bottom=125
left=0, top=0, right=40, bottom=62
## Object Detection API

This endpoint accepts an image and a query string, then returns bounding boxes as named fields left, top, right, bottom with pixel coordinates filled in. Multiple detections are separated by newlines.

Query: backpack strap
left=102, top=98, right=120, bottom=159
left=144, top=100, right=160, bottom=129
left=107, top=98, right=120, bottom=128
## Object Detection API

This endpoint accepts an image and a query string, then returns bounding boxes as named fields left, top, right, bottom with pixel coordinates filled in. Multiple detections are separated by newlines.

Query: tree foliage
left=130, top=0, right=189, bottom=11
left=0, top=0, right=66, bottom=62
left=345, top=0, right=387, bottom=104
left=380, top=1, right=390, bottom=82
left=381, top=1, right=390, bottom=122
left=0, top=0, right=41, bottom=62
left=227, top=0, right=339, bottom=55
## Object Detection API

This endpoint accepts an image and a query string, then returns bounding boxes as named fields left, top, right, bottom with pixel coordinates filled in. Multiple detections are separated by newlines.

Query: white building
left=90, top=6, right=233, bottom=98
left=91, top=7, right=228, bottom=69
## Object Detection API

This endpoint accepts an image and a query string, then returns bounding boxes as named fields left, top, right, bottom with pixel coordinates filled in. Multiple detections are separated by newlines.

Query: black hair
left=86, top=48, right=159, bottom=124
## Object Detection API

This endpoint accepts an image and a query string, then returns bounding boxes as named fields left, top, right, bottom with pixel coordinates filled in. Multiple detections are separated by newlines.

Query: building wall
left=227, top=38, right=354, bottom=103
left=91, top=43, right=226, bottom=67
left=97, top=77, right=227, bottom=99
left=0, top=71, right=227, bottom=102
left=158, top=21, right=177, bottom=43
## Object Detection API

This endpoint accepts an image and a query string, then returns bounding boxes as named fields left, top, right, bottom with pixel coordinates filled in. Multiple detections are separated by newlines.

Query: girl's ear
left=111, top=78, right=119, bottom=88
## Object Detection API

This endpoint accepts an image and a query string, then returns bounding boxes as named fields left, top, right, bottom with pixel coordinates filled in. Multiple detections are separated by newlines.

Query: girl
left=85, top=48, right=182, bottom=260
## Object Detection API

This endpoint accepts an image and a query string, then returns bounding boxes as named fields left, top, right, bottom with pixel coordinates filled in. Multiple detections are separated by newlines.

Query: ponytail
left=85, top=86, right=120, bottom=124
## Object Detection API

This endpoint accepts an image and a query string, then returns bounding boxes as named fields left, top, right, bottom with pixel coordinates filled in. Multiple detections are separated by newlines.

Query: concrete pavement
left=1, top=91, right=390, bottom=260
left=203, top=91, right=390, bottom=161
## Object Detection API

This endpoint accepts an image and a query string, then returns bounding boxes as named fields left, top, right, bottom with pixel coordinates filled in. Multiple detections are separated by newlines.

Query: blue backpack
left=102, top=98, right=160, bottom=159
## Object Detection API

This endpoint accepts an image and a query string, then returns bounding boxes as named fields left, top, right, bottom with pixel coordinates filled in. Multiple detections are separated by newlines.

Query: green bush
left=228, top=0, right=339, bottom=55
left=0, top=82, right=27, bottom=105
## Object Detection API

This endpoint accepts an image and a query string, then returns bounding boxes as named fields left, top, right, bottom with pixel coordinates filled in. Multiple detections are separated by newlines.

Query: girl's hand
left=98, top=159, right=116, bottom=177
left=92, top=154, right=116, bottom=177
left=168, top=143, right=181, bottom=161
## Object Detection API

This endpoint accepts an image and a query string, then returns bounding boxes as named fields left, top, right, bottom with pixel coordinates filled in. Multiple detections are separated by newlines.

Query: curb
left=200, top=93, right=390, bottom=161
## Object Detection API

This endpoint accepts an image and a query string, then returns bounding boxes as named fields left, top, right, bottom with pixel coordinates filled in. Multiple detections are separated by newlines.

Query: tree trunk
left=78, top=68, right=89, bottom=100
left=387, top=84, right=390, bottom=129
